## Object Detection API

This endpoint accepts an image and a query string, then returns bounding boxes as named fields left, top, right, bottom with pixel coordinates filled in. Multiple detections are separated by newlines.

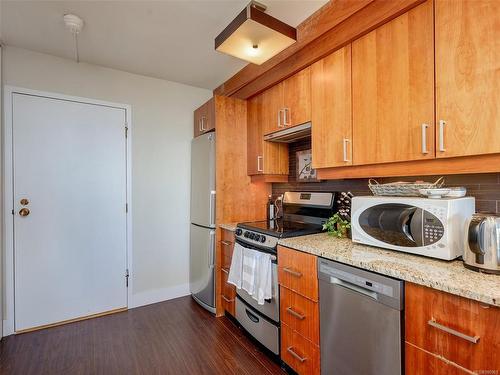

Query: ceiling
left=0, top=0, right=328, bottom=90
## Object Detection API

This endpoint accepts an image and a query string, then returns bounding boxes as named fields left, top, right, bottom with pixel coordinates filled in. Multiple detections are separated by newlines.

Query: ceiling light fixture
left=215, top=1, right=297, bottom=65
left=63, top=13, right=84, bottom=63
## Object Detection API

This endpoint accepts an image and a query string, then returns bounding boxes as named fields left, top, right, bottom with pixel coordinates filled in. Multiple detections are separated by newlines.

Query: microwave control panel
left=423, top=210, right=444, bottom=246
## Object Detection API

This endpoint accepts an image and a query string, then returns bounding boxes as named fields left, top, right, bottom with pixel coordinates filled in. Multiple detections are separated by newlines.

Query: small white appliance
left=351, top=196, right=475, bottom=260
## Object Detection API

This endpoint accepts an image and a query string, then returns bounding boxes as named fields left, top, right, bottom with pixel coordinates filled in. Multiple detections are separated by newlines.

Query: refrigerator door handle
left=208, top=230, right=215, bottom=267
left=209, top=190, right=216, bottom=227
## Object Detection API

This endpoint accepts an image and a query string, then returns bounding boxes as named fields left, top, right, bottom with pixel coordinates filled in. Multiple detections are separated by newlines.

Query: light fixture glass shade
left=215, top=3, right=297, bottom=65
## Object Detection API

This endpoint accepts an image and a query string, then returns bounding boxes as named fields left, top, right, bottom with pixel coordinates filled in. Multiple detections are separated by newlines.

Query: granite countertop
left=219, top=223, right=238, bottom=232
left=278, top=233, right=500, bottom=307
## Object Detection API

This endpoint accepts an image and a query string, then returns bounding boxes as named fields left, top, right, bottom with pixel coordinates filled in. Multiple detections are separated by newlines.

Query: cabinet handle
left=283, top=267, right=302, bottom=278
left=283, top=108, right=291, bottom=126
left=439, top=120, right=446, bottom=152
left=421, top=123, right=429, bottom=154
left=343, top=138, right=351, bottom=162
left=427, top=319, right=480, bottom=344
left=222, top=295, right=234, bottom=303
left=287, top=347, right=307, bottom=363
left=278, top=109, right=283, bottom=128
left=221, top=241, right=232, bottom=246
left=221, top=267, right=230, bottom=274
left=199, top=119, right=202, bottom=132
left=257, top=156, right=263, bottom=172
left=286, top=307, right=305, bottom=320
left=200, top=116, right=206, bottom=131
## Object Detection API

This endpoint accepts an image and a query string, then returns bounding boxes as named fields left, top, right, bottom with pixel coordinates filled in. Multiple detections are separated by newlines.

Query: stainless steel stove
left=233, top=191, right=343, bottom=357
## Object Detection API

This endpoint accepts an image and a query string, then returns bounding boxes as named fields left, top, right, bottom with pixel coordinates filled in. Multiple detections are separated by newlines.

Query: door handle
left=421, top=123, right=429, bottom=154
left=208, top=231, right=215, bottom=267
left=286, top=347, right=307, bottom=363
left=209, top=190, right=216, bottom=227
left=439, top=120, right=446, bottom=152
left=343, top=138, right=351, bottom=162
left=428, top=319, right=480, bottom=344
left=19, top=208, right=30, bottom=217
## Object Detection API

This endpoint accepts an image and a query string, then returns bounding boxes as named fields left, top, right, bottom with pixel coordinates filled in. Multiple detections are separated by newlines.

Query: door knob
left=19, top=208, right=30, bottom=217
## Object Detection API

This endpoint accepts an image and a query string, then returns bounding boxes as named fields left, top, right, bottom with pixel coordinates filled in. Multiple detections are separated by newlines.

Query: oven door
left=234, top=239, right=280, bottom=323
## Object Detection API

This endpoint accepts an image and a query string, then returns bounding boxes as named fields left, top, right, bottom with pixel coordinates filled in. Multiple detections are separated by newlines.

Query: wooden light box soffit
left=215, top=1, right=297, bottom=65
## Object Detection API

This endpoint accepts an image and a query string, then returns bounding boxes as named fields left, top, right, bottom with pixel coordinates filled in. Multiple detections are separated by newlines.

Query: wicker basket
left=368, top=177, right=445, bottom=197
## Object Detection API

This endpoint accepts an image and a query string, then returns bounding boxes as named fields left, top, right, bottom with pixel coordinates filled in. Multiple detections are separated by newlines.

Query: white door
left=12, top=93, right=128, bottom=332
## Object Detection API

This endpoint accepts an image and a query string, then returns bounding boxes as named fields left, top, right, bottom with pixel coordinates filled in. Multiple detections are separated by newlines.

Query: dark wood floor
left=0, top=296, right=285, bottom=375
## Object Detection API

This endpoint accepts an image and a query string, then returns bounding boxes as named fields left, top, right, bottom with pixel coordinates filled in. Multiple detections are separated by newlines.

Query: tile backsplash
left=272, top=139, right=500, bottom=214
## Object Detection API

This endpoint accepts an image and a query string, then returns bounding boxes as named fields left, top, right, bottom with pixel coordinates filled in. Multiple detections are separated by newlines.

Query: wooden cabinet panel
left=247, top=94, right=289, bottom=176
left=311, top=45, right=352, bottom=169
left=435, top=0, right=500, bottom=158
left=219, top=229, right=236, bottom=316
left=221, top=269, right=236, bottom=316
left=405, top=342, right=469, bottom=375
left=194, top=98, right=215, bottom=137
left=405, top=283, right=500, bottom=373
left=262, top=84, right=283, bottom=135
left=281, top=322, right=320, bottom=375
left=352, top=0, right=434, bottom=165
left=280, top=286, right=319, bottom=345
left=282, top=67, right=312, bottom=129
left=278, top=246, right=318, bottom=302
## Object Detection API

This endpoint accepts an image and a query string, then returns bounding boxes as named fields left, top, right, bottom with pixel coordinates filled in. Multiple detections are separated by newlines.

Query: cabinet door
left=282, top=67, right=312, bottom=128
left=352, top=0, right=434, bottom=165
left=435, top=0, right=500, bottom=158
left=262, top=84, right=283, bottom=135
left=247, top=95, right=264, bottom=175
left=311, top=46, right=352, bottom=169
left=202, top=98, right=215, bottom=134
left=247, top=95, right=288, bottom=176
left=194, top=103, right=205, bottom=137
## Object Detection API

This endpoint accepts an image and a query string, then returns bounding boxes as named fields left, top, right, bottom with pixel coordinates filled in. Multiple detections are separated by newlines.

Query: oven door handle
left=234, top=238, right=277, bottom=261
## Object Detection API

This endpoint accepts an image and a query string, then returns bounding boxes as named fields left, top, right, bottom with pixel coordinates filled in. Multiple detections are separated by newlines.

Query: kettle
left=464, top=213, right=500, bottom=274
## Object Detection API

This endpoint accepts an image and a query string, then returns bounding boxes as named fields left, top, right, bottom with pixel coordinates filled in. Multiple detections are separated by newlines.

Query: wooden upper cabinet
left=247, top=94, right=289, bottom=176
left=311, top=45, right=352, bottom=169
left=352, top=0, right=435, bottom=165
left=261, top=68, right=312, bottom=135
left=435, top=0, right=500, bottom=158
left=194, top=98, right=215, bottom=137
left=282, top=67, right=312, bottom=129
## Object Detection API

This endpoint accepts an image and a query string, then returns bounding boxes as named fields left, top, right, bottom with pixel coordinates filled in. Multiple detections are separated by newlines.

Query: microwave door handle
left=409, top=208, right=424, bottom=246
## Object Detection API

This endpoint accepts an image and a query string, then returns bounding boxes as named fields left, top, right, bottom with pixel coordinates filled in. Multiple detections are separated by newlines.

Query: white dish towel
left=227, top=243, right=272, bottom=305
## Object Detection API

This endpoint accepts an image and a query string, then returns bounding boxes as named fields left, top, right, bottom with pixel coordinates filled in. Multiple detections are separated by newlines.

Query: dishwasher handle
left=330, top=277, right=378, bottom=300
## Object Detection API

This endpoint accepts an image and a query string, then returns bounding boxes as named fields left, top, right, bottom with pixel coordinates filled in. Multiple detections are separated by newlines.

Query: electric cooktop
left=237, top=219, right=324, bottom=238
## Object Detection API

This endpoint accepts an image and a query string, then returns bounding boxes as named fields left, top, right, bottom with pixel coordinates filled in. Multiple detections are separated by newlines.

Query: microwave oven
left=351, top=196, right=475, bottom=260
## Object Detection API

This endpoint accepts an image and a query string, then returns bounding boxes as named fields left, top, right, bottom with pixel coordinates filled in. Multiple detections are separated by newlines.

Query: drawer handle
left=427, top=319, right=480, bottom=344
left=245, top=308, right=259, bottom=323
left=222, top=295, right=234, bottom=303
left=286, top=307, right=305, bottom=320
left=221, top=241, right=232, bottom=246
left=287, top=347, right=307, bottom=363
left=283, top=267, right=302, bottom=278
left=221, top=267, right=230, bottom=274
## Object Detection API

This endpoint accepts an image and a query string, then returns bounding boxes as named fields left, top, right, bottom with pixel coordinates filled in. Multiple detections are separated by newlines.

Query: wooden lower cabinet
left=281, top=322, right=320, bottom=375
left=219, top=229, right=236, bottom=317
left=280, top=286, right=319, bottom=345
left=278, top=246, right=318, bottom=301
left=405, top=283, right=500, bottom=374
left=405, top=343, right=469, bottom=375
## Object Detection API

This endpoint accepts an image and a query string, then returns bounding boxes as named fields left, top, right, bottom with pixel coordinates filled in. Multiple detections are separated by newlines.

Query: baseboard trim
left=130, top=283, right=191, bottom=309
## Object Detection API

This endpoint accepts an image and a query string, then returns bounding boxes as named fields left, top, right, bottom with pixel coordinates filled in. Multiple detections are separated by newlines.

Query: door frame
left=2, top=86, right=133, bottom=336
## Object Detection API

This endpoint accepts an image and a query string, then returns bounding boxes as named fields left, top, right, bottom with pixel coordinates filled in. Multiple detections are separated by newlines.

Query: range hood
left=263, top=122, right=311, bottom=143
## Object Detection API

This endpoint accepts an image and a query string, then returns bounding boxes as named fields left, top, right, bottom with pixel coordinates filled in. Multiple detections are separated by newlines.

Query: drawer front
left=236, top=298, right=280, bottom=355
left=221, top=270, right=236, bottom=316
left=278, top=246, right=318, bottom=301
left=220, top=229, right=234, bottom=269
left=280, top=286, right=319, bottom=345
left=281, top=322, right=320, bottom=375
left=405, top=343, right=469, bottom=375
left=221, top=229, right=235, bottom=244
left=405, top=283, right=500, bottom=372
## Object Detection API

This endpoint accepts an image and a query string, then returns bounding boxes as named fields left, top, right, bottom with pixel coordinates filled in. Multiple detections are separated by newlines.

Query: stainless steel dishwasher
left=318, top=258, right=404, bottom=375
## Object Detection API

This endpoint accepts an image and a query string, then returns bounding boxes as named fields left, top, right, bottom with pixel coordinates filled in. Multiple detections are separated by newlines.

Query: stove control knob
left=260, top=235, right=266, bottom=243
left=249, top=232, right=255, bottom=240
left=254, top=234, right=261, bottom=242
left=235, top=228, right=243, bottom=236
left=244, top=231, right=250, bottom=238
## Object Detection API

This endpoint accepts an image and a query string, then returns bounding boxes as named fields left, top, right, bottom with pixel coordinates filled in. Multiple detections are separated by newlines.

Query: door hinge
left=126, top=269, right=129, bottom=287
left=125, top=124, right=128, bottom=138
left=125, top=203, right=128, bottom=213
left=11, top=209, right=15, bottom=215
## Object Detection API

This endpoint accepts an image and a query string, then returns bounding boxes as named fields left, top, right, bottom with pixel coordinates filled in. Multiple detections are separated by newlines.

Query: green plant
left=322, top=213, right=351, bottom=238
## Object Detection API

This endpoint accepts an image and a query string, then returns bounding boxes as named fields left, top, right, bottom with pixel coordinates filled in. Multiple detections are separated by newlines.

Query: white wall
left=2, top=46, right=211, bottom=308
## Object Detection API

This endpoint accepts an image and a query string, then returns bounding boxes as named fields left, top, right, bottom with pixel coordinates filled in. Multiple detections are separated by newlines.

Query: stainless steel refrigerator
left=190, top=132, right=216, bottom=313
